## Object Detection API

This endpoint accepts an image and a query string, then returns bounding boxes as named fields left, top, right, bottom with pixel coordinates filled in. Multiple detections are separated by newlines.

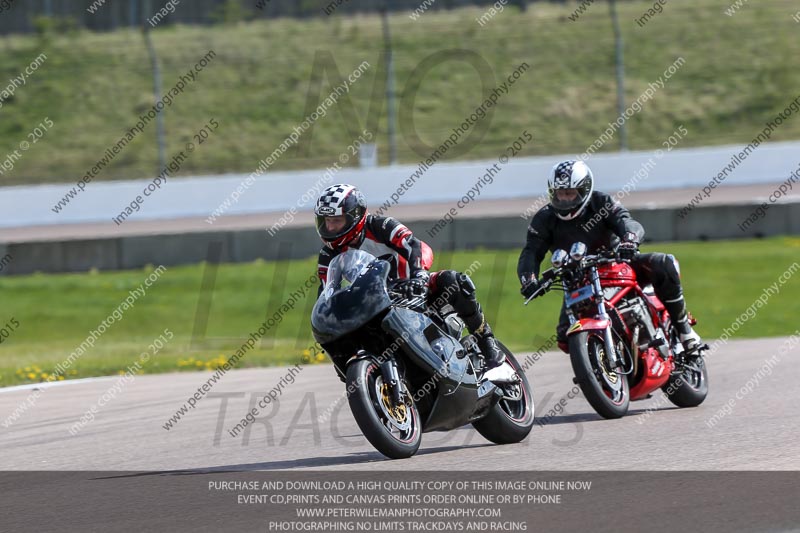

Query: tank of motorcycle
left=598, top=262, right=637, bottom=285
left=311, top=259, right=393, bottom=344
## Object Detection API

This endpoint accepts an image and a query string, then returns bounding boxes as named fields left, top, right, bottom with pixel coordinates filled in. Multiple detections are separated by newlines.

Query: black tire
left=569, top=331, right=630, bottom=419
left=472, top=345, right=535, bottom=445
left=346, top=358, right=421, bottom=459
left=663, top=357, right=709, bottom=408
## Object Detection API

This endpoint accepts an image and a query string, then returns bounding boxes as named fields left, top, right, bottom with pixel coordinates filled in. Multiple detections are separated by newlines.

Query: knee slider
left=435, top=270, right=459, bottom=293
left=666, top=254, right=681, bottom=277
left=647, top=253, right=683, bottom=302
left=657, top=253, right=681, bottom=285
left=457, top=273, right=476, bottom=297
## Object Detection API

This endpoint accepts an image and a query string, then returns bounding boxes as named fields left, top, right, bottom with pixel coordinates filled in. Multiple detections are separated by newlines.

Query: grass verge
left=1, top=236, right=798, bottom=386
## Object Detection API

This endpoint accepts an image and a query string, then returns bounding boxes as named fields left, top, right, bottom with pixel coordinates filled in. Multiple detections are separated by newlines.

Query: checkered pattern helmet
left=314, top=184, right=368, bottom=249
left=547, top=160, right=594, bottom=220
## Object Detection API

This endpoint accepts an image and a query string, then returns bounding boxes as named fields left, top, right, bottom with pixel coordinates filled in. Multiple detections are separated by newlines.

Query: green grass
left=1, top=0, right=799, bottom=185
left=1, top=237, right=799, bottom=386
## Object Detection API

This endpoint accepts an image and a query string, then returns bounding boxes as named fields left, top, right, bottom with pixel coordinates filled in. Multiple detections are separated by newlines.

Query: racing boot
left=665, top=296, right=702, bottom=351
left=436, top=270, right=506, bottom=369
left=678, top=321, right=702, bottom=351
left=464, top=312, right=506, bottom=369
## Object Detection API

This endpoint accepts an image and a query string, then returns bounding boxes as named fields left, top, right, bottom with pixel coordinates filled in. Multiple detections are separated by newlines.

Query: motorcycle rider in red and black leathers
left=518, top=160, right=702, bottom=353
left=315, top=183, right=506, bottom=370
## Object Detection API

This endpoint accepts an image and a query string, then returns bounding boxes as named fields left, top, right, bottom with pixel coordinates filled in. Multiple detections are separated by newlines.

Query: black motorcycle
left=312, top=249, right=534, bottom=459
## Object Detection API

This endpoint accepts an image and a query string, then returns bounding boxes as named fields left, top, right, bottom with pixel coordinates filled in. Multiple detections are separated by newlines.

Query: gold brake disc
left=381, top=383, right=408, bottom=423
left=597, top=346, right=619, bottom=385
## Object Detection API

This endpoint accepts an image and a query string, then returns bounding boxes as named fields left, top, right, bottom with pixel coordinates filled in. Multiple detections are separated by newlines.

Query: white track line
left=0, top=376, right=117, bottom=394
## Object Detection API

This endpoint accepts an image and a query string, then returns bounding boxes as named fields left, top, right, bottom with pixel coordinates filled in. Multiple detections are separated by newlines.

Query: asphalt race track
left=2, top=336, right=798, bottom=472
left=1, top=336, right=799, bottom=532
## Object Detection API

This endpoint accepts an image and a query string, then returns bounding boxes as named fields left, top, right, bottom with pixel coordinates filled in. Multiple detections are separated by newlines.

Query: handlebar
left=569, top=250, right=632, bottom=267
left=521, top=250, right=635, bottom=306
left=523, top=279, right=552, bottom=306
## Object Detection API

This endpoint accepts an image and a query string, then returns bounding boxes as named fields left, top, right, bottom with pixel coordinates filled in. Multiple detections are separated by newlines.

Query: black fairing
left=311, top=260, right=392, bottom=345
left=311, top=253, right=501, bottom=434
left=380, top=307, right=452, bottom=376
left=381, top=307, right=497, bottom=432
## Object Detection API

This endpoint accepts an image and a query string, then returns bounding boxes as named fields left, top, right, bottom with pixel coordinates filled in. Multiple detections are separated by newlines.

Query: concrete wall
left=5, top=140, right=800, bottom=228
left=1, top=202, right=798, bottom=276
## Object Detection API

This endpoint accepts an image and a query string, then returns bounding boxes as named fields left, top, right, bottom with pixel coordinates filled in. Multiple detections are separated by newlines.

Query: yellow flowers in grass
left=177, top=355, right=229, bottom=371
left=15, top=365, right=66, bottom=384
left=301, top=348, right=328, bottom=365
left=177, top=356, right=196, bottom=368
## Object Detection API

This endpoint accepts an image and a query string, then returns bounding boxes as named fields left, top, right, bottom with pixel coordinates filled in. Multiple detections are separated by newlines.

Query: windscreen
left=321, top=249, right=377, bottom=301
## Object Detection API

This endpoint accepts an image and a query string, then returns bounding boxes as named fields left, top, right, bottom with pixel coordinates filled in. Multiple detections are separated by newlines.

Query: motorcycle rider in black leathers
left=314, top=183, right=506, bottom=372
left=518, top=160, right=702, bottom=353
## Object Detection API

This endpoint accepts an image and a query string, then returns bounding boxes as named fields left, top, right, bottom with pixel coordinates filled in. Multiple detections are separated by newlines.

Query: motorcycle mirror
left=569, top=242, right=587, bottom=262
left=552, top=249, right=568, bottom=268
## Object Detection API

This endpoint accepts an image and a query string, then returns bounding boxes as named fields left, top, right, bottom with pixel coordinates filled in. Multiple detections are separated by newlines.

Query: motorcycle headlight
left=552, top=249, right=568, bottom=268
left=570, top=242, right=587, bottom=262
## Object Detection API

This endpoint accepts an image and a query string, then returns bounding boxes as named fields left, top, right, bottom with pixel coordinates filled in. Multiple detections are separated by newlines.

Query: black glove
left=618, top=233, right=639, bottom=260
left=400, top=271, right=429, bottom=300
left=520, top=274, right=540, bottom=299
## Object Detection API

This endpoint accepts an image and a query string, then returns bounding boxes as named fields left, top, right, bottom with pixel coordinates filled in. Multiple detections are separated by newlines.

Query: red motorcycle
left=525, top=243, right=709, bottom=419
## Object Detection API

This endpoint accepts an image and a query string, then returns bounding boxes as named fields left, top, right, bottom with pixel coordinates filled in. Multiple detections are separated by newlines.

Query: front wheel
left=663, top=357, right=709, bottom=408
left=347, top=358, right=421, bottom=459
left=472, top=345, right=535, bottom=445
left=569, top=331, right=630, bottom=419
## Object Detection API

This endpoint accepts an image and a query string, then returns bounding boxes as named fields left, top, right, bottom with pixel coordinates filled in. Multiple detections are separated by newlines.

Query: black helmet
left=314, top=184, right=368, bottom=249
left=547, top=160, right=594, bottom=220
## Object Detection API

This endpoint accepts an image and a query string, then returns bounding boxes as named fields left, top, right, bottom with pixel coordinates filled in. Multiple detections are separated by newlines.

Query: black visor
left=549, top=188, right=585, bottom=213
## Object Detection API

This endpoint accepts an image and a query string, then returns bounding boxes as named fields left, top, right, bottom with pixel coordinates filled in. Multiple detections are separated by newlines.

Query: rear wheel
left=472, top=344, right=535, bottom=444
left=663, top=357, right=709, bottom=407
left=569, top=331, right=630, bottom=419
left=347, top=358, right=421, bottom=459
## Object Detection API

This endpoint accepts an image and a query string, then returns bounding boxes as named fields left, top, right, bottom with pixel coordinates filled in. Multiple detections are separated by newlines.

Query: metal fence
left=0, top=0, right=554, bottom=35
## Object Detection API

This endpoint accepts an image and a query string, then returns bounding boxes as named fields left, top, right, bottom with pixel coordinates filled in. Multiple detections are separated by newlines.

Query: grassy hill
left=0, top=0, right=799, bottom=185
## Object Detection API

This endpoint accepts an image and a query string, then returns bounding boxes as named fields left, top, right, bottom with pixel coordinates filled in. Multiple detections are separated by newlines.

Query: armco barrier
left=7, top=140, right=800, bottom=229
left=1, top=203, right=798, bottom=275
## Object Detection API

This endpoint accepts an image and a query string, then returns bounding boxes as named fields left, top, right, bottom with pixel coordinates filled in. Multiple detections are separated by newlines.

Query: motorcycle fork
left=590, top=266, right=623, bottom=370
left=380, top=359, right=403, bottom=406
